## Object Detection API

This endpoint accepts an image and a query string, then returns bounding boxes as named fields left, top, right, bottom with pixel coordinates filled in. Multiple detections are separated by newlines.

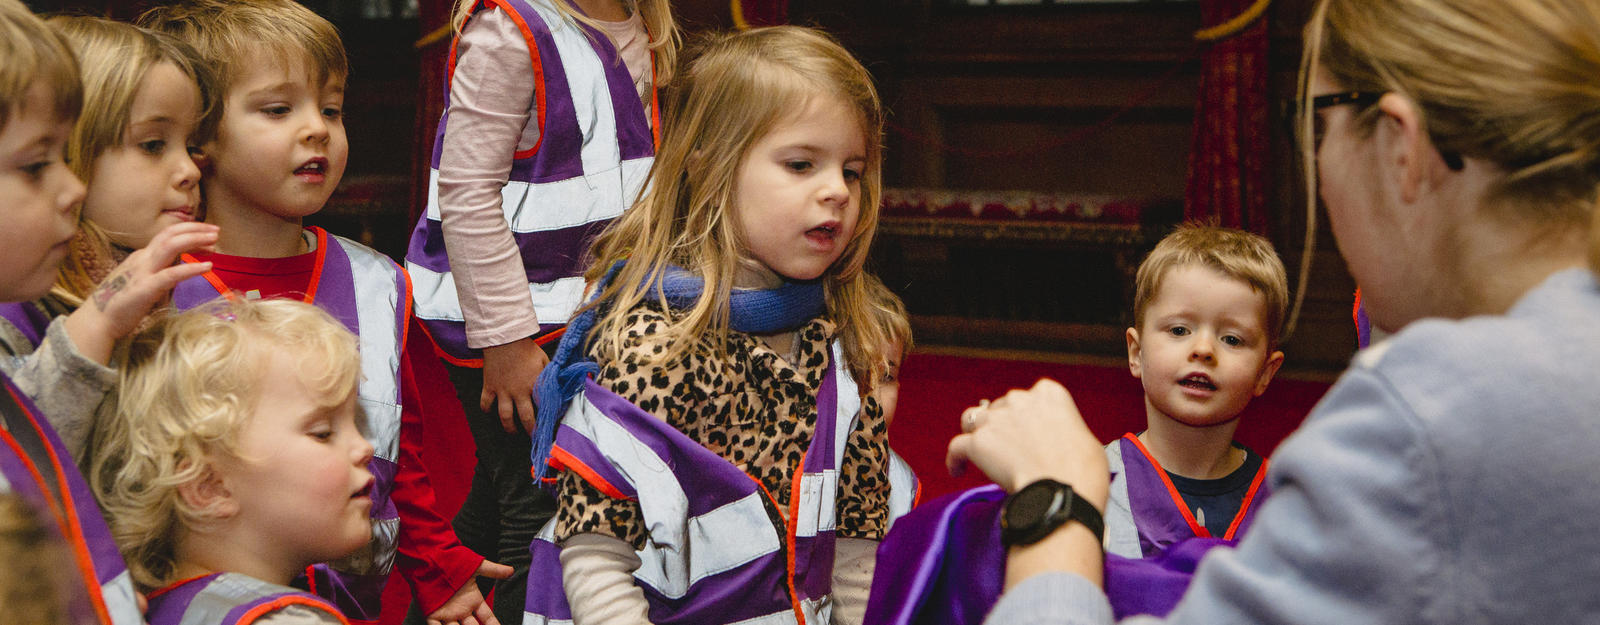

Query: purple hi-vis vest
left=0, top=300, right=52, bottom=347
left=0, top=374, right=141, bottom=625
left=173, top=227, right=407, bottom=622
left=1103, top=433, right=1270, bottom=560
left=146, top=572, right=350, bottom=625
left=405, top=0, right=660, bottom=365
left=525, top=343, right=914, bottom=625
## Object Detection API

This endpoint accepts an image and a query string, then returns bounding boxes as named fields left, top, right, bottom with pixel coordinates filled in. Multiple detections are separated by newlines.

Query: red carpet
left=384, top=350, right=1334, bottom=623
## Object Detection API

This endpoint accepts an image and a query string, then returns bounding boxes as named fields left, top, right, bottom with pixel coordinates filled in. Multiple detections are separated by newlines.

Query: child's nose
left=350, top=435, right=374, bottom=466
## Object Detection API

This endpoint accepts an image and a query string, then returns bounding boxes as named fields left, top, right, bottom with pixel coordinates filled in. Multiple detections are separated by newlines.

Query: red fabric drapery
left=732, top=0, right=786, bottom=28
left=1184, top=0, right=1270, bottom=235
left=410, top=0, right=453, bottom=226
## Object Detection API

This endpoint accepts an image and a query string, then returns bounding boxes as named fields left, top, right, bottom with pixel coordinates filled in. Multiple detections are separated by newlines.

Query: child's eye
left=1167, top=326, right=1190, bottom=337
left=138, top=140, right=166, bottom=155
left=308, top=427, right=334, bottom=442
left=843, top=167, right=863, bottom=183
left=784, top=160, right=813, bottom=173
left=19, top=160, right=50, bottom=179
left=261, top=105, right=291, bottom=117
left=1221, top=335, right=1244, bottom=347
left=322, top=106, right=343, bottom=120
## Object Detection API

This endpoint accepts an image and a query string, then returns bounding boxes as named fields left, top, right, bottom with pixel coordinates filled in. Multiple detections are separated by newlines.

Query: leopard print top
left=552, top=305, right=891, bottom=550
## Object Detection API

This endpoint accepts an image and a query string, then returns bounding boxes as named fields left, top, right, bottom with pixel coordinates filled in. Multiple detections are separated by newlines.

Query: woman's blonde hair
left=0, top=0, right=80, bottom=131
left=450, top=0, right=678, bottom=88
left=45, top=16, right=218, bottom=306
left=89, top=298, right=361, bottom=591
left=583, top=25, right=889, bottom=387
left=1296, top=0, right=1600, bottom=283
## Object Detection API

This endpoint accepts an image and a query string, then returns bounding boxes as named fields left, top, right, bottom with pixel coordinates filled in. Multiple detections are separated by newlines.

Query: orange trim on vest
left=147, top=573, right=212, bottom=600
left=749, top=472, right=805, bottom=625
left=235, top=595, right=352, bottom=625
left=180, top=227, right=329, bottom=306
left=0, top=385, right=114, bottom=624
left=1122, top=433, right=1209, bottom=538
left=1222, top=455, right=1270, bottom=540
left=547, top=445, right=634, bottom=501
left=399, top=263, right=415, bottom=351
left=182, top=253, right=238, bottom=302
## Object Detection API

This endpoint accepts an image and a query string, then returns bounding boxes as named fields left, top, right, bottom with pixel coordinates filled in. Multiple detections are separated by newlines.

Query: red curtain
left=1183, top=0, right=1270, bottom=235
left=733, top=0, right=786, bottom=28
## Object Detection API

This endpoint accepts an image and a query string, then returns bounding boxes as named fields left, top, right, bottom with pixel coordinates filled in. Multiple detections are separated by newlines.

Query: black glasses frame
left=1309, top=91, right=1464, bottom=171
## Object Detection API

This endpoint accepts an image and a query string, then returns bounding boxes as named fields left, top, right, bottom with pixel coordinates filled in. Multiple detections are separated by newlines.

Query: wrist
left=62, top=307, right=115, bottom=365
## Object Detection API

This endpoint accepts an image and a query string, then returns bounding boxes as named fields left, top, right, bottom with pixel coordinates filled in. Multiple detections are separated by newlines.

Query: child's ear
left=1252, top=350, right=1286, bottom=397
left=176, top=461, right=238, bottom=521
left=1125, top=327, right=1143, bottom=379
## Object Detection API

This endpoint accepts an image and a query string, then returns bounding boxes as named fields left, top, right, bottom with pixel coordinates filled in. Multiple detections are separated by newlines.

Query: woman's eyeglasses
left=1308, top=91, right=1464, bottom=171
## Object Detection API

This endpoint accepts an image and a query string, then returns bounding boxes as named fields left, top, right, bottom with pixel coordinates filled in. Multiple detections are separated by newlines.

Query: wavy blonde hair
left=45, top=16, right=218, bottom=306
left=581, top=25, right=888, bottom=388
left=0, top=0, right=80, bottom=131
left=1133, top=223, right=1288, bottom=349
left=138, top=0, right=347, bottom=98
left=450, top=0, right=678, bottom=88
left=88, top=298, right=361, bottom=591
left=1296, top=0, right=1600, bottom=283
left=863, top=273, right=911, bottom=382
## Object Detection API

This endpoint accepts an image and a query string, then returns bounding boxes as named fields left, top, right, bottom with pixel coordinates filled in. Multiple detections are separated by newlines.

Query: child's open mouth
left=806, top=222, right=840, bottom=246
left=1179, top=374, right=1217, bottom=392
left=352, top=479, right=374, bottom=499
left=295, top=158, right=329, bottom=180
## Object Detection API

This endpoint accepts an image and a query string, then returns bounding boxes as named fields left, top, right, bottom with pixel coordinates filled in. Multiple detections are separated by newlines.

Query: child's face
left=201, top=58, right=346, bottom=223
left=0, top=85, right=83, bottom=302
left=1127, top=264, right=1284, bottom=429
left=731, top=95, right=866, bottom=288
left=81, top=61, right=202, bottom=249
left=216, top=345, right=373, bottom=571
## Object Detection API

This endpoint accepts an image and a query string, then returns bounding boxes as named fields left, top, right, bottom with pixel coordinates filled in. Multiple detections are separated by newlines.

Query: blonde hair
left=1133, top=223, right=1289, bottom=349
left=89, top=298, right=361, bottom=591
left=583, top=25, right=887, bottom=387
left=449, top=0, right=678, bottom=88
left=863, top=273, right=911, bottom=382
left=138, top=0, right=347, bottom=99
left=46, top=16, right=218, bottom=306
left=0, top=0, right=80, bottom=131
left=0, top=494, right=92, bottom=625
left=1297, top=0, right=1600, bottom=280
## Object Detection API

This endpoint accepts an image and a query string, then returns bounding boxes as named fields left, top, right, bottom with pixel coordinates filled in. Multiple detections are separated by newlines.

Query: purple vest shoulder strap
left=0, top=301, right=50, bottom=347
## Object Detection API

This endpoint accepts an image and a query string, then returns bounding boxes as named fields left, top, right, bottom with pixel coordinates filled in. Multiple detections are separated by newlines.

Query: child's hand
left=427, top=559, right=514, bottom=625
left=944, top=379, right=1110, bottom=507
left=62, top=222, right=219, bottom=364
left=480, top=336, right=551, bottom=434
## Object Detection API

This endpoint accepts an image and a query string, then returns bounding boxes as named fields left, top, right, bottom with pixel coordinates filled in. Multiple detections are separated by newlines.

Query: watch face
left=1005, top=480, right=1063, bottom=529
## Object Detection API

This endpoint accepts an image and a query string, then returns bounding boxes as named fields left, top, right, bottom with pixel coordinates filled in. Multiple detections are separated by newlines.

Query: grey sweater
left=0, top=311, right=115, bottom=460
left=987, top=268, right=1600, bottom=625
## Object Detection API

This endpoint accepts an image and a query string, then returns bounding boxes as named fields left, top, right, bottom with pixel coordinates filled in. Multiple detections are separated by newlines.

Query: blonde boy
left=92, top=298, right=373, bottom=624
left=1105, top=223, right=1286, bottom=559
left=139, top=2, right=501, bottom=622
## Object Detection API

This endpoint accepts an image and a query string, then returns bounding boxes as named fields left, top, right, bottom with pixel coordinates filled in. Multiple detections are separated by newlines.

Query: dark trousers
left=432, top=359, right=557, bottom=625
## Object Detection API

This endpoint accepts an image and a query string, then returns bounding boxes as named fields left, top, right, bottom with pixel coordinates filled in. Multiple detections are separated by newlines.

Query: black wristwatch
left=1000, top=478, right=1105, bottom=547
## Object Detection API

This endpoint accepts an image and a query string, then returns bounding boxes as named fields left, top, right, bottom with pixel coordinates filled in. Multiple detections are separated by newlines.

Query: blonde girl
left=90, top=298, right=373, bottom=624
left=525, top=25, right=910, bottom=625
left=402, top=0, right=677, bottom=617
left=0, top=16, right=219, bottom=457
left=945, top=0, right=1600, bottom=623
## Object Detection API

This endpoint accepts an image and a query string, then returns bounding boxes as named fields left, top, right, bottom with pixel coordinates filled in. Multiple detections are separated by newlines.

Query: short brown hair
left=138, top=0, right=346, bottom=99
left=0, top=0, right=80, bottom=131
left=1133, top=223, right=1289, bottom=348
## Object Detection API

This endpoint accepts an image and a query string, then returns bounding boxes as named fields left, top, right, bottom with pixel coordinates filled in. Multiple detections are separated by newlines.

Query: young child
left=862, top=273, right=920, bottom=518
left=138, top=2, right=502, bottom=622
left=403, top=0, right=677, bottom=616
left=524, top=25, right=913, bottom=625
left=90, top=298, right=375, bottom=625
left=0, top=16, right=221, bottom=460
left=1105, top=223, right=1286, bottom=563
left=0, top=2, right=143, bottom=622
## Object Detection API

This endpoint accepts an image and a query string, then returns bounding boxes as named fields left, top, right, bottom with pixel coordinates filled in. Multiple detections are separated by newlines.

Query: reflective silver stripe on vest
left=335, top=235, right=403, bottom=464
left=330, top=235, right=404, bottom=576
left=1102, top=440, right=1141, bottom=558
left=170, top=573, right=334, bottom=625
left=886, top=450, right=917, bottom=526
left=555, top=396, right=784, bottom=599
left=104, top=569, right=142, bottom=625
left=829, top=342, right=919, bottom=530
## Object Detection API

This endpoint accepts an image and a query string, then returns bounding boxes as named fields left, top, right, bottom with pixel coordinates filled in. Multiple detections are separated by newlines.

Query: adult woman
left=948, top=0, right=1600, bottom=622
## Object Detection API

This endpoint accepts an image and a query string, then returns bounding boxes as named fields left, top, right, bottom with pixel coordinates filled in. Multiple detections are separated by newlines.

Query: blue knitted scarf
left=530, top=263, right=826, bottom=480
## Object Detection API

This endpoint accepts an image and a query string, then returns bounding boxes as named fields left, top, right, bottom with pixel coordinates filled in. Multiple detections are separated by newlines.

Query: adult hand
left=427, top=559, right=514, bottom=625
left=945, top=378, right=1110, bottom=507
left=63, top=222, right=219, bottom=364
left=480, top=336, right=550, bottom=434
